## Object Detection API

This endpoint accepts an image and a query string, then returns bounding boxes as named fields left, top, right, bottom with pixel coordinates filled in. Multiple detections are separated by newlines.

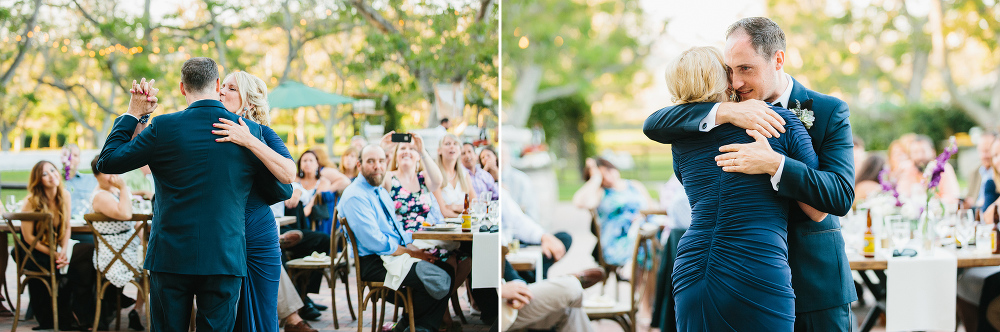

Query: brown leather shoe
left=573, top=268, right=606, bottom=289
left=280, top=230, right=303, bottom=249
left=284, top=320, right=318, bottom=332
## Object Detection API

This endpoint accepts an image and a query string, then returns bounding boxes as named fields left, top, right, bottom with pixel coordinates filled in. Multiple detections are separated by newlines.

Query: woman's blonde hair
left=26, top=161, right=69, bottom=246
left=225, top=71, right=271, bottom=126
left=388, top=143, right=425, bottom=174
left=437, top=134, right=472, bottom=193
left=665, top=46, right=731, bottom=104
left=339, top=147, right=359, bottom=175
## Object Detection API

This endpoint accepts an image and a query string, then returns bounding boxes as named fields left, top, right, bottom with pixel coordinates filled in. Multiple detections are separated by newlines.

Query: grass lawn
left=1, top=170, right=31, bottom=204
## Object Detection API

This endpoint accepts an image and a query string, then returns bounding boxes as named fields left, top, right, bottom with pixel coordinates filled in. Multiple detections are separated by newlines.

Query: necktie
left=375, top=189, right=407, bottom=246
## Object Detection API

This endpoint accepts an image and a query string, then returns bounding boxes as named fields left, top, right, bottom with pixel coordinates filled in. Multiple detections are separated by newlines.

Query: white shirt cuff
left=122, top=113, right=139, bottom=120
left=770, top=157, right=785, bottom=191
left=700, top=103, right=721, bottom=132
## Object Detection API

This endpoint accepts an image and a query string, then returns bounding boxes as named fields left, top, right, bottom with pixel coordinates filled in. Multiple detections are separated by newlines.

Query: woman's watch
left=139, top=114, right=150, bottom=124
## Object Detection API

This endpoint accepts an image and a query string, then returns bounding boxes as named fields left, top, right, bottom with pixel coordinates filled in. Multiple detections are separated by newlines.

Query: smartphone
left=391, top=133, right=412, bottom=143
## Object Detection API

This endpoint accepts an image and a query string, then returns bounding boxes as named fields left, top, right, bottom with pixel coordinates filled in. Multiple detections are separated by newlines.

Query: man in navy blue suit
left=98, top=57, right=276, bottom=331
left=643, top=17, right=857, bottom=331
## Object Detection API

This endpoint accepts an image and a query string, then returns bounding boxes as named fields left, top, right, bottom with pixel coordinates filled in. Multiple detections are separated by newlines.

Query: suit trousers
left=359, top=254, right=454, bottom=330
left=794, top=303, right=854, bottom=332
left=149, top=271, right=241, bottom=332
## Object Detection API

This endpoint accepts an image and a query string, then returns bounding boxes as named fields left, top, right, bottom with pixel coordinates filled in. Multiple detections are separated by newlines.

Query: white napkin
left=472, top=230, right=500, bottom=289
left=58, top=239, right=80, bottom=275
left=381, top=254, right=421, bottom=291
left=885, top=248, right=957, bottom=331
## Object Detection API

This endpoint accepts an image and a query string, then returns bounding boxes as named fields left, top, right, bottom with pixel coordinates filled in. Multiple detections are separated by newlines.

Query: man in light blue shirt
left=62, top=144, right=98, bottom=218
left=338, top=145, right=452, bottom=332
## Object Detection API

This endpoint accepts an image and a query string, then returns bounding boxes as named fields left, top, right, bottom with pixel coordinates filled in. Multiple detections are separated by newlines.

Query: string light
left=153, top=47, right=160, bottom=53
left=61, top=46, right=67, bottom=52
left=25, top=31, right=32, bottom=38
left=299, top=19, right=306, bottom=26
left=63, top=39, right=69, bottom=45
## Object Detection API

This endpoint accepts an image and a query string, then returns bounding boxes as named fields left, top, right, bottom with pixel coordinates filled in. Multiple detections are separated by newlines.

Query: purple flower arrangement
left=878, top=169, right=902, bottom=207
left=926, top=137, right=958, bottom=191
left=60, top=149, right=72, bottom=180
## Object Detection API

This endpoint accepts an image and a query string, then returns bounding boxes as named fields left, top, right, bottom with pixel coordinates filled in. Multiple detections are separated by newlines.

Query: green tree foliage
left=502, top=0, right=654, bottom=127
left=851, top=103, right=977, bottom=151
left=528, top=95, right=596, bottom=171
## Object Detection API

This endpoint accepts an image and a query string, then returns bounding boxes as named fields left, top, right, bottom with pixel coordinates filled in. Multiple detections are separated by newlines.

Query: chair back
left=590, top=209, right=611, bottom=267
left=629, top=227, right=661, bottom=313
left=340, top=216, right=365, bottom=281
left=84, top=213, right=152, bottom=279
left=329, top=209, right=349, bottom=269
left=3, top=212, right=59, bottom=278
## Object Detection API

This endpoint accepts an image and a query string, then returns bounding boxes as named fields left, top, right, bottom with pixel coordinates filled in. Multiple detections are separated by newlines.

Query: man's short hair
left=440, top=117, right=450, bottom=125
left=726, top=17, right=786, bottom=60
left=181, top=57, right=219, bottom=94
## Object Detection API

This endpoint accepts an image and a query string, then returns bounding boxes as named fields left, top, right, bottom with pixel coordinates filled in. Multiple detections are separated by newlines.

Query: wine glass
left=955, top=214, right=977, bottom=251
left=6, top=195, right=17, bottom=212
left=487, top=201, right=499, bottom=225
left=891, top=218, right=911, bottom=252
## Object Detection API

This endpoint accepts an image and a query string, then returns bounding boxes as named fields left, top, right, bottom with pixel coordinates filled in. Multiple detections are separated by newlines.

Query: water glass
left=955, top=217, right=977, bottom=250
left=6, top=195, right=17, bottom=212
left=890, top=217, right=911, bottom=251
left=487, top=201, right=499, bottom=225
left=977, top=224, right=994, bottom=254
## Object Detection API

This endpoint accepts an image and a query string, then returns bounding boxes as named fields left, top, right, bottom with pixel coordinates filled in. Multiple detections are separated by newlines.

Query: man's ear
left=774, top=50, right=785, bottom=72
left=214, top=78, right=220, bottom=93
left=180, top=82, right=187, bottom=96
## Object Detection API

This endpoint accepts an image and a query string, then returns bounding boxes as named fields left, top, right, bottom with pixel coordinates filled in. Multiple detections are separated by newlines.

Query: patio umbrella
left=268, top=80, right=355, bottom=109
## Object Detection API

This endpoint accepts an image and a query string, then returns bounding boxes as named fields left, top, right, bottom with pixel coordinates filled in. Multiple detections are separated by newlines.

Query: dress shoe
left=128, top=309, right=145, bottom=331
left=280, top=230, right=303, bottom=249
left=284, top=320, right=318, bottom=332
left=298, top=303, right=321, bottom=321
left=573, top=268, right=606, bottom=289
left=304, top=296, right=327, bottom=311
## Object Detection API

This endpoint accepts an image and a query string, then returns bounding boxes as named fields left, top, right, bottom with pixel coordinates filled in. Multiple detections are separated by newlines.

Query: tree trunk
left=507, top=64, right=543, bottom=128
left=0, top=129, right=11, bottom=151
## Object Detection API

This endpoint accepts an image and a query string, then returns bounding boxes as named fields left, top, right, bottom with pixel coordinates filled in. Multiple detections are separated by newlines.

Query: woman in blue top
left=213, top=71, right=297, bottom=332
left=661, top=46, right=827, bottom=331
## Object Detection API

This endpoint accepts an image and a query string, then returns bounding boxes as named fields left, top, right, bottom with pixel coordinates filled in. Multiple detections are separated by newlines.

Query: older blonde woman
left=643, top=46, right=823, bottom=330
left=211, top=71, right=296, bottom=332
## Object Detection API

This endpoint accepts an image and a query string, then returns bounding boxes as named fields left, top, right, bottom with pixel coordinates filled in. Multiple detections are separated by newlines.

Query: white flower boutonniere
left=789, top=99, right=815, bottom=129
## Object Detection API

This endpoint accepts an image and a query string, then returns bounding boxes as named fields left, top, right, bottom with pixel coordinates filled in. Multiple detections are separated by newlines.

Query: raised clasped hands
left=127, top=78, right=159, bottom=118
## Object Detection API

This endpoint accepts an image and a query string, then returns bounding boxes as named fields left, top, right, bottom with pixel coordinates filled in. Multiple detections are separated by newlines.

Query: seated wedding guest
left=888, top=134, right=919, bottom=187
left=854, top=135, right=867, bottom=173
left=436, top=117, right=451, bottom=135
left=854, top=154, right=888, bottom=204
left=981, top=142, right=1000, bottom=221
left=339, top=144, right=454, bottom=332
left=18, top=160, right=98, bottom=330
left=909, top=134, right=960, bottom=204
left=89, top=157, right=145, bottom=330
left=122, top=165, right=154, bottom=200
left=572, top=157, right=658, bottom=267
left=502, top=188, right=571, bottom=282
left=479, top=145, right=500, bottom=182
left=349, top=135, right=368, bottom=152
left=278, top=227, right=331, bottom=315
left=500, top=147, right=539, bottom=220
left=659, top=175, right=691, bottom=230
left=461, top=142, right=498, bottom=200
left=276, top=266, right=318, bottom=332
left=285, top=150, right=332, bottom=222
left=966, top=132, right=997, bottom=210
left=434, top=134, right=477, bottom=217
left=60, top=144, right=98, bottom=219
left=500, top=260, right=593, bottom=332
left=339, top=147, right=361, bottom=181
left=308, top=146, right=352, bottom=193
left=381, top=132, right=443, bottom=231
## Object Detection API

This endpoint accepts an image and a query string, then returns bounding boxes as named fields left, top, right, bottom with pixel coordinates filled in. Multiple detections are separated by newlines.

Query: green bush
left=528, top=95, right=596, bottom=172
left=851, top=103, right=977, bottom=151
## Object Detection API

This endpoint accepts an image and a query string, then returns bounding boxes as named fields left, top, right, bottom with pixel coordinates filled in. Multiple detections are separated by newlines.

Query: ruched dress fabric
left=235, top=126, right=290, bottom=332
left=671, top=108, right=817, bottom=331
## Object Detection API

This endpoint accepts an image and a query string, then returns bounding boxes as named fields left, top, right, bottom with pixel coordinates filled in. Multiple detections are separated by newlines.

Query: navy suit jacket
left=643, top=77, right=858, bottom=313
left=98, top=99, right=278, bottom=277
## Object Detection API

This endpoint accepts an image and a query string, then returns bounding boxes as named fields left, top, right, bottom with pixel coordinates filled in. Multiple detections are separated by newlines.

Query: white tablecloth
left=472, top=230, right=500, bottom=289
left=885, top=248, right=957, bottom=331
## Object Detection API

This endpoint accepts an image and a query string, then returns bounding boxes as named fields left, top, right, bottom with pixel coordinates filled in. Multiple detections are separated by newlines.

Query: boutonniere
left=789, top=99, right=815, bottom=129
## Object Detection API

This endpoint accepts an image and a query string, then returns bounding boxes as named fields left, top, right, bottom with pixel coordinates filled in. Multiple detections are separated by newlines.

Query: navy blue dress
left=671, top=108, right=818, bottom=331
left=235, top=126, right=290, bottom=332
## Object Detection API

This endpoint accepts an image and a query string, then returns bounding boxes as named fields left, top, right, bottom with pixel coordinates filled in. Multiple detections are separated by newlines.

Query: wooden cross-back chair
left=590, top=209, right=623, bottom=298
left=2, top=212, right=60, bottom=332
left=586, top=227, right=661, bottom=332
left=285, top=209, right=355, bottom=328
left=84, top=212, right=152, bottom=331
left=341, top=216, right=416, bottom=332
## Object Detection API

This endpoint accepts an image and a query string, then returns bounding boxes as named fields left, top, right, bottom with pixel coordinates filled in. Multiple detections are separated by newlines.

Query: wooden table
left=849, top=249, right=1000, bottom=332
left=411, top=229, right=474, bottom=241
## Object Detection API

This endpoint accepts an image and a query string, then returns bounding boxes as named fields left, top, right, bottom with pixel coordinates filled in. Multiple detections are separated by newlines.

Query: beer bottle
left=463, top=194, right=470, bottom=214
left=993, top=208, right=1000, bottom=254
left=863, top=209, right=876, bottom=258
